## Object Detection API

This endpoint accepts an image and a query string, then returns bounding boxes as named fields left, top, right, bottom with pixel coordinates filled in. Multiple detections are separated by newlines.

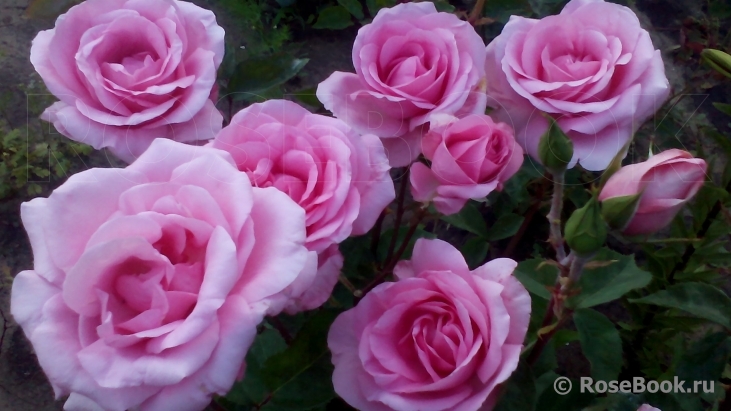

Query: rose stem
left=383, top=168, right=410, bottom=269
left=370, top=210, right=387, bottom=256
left=547, top=171, right=567, bottom=262
left=362, top=207, right=428, bottom=294
left=468, top=0, right=487, bottom=24
left=501, top=176, right=548, bottom=259
left=267, top=316, right=293, bottom=345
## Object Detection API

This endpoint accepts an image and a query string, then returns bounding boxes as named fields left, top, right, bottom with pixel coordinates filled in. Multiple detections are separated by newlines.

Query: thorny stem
left=370, top=210, right=387, bottom=256
left=468, top=0, right=487, bottom=24
left=547, top=171, right=567, bottom=261
left=363, top=208, right=428, bottom=294
left=526, top=252, right=581, bottom=366
left=502, top=177, right=548, bottom=259
left=268, top=316, right=293, bottom=345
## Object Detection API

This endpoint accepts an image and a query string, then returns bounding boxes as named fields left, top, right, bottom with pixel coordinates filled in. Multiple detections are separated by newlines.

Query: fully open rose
left=484, top=0, right=670, bottom=171
left=317, top=2, right=487, bottom=167
left=10, top=139, right=313, bottom=411
left=31, top=0, right=225, bottom=162
left=328, top=239, right=530, bottom=411
left=410, top=114, right=523, bottom=215
left=211, top=99, right=394, bottom=313
left=599, top=149, right=707, bottom=236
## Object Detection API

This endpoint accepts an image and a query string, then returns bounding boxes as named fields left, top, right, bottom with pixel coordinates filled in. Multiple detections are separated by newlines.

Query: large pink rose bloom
left=31, top=0, right=225, bottom=163
left=210, top=99, right=394, bottom=312
left=485, top=0, right=670, bottom=171
left=411, top=114, right=523, bottom=215
left=328, top=239, right=531, bottom=411
left=599, top=149, right=707, bottom=236
left=317, top=2, right=487, bottom=167
left=10, top=139, right=313, bottom=411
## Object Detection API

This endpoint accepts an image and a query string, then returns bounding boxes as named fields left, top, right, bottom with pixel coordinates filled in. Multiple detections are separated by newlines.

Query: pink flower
left=10, top=139, right=313, bottom=411
left=410, top=114, right=524, bottom=215
left=328, top=239, right=531, bottom=411
left=31, top=0, right=225, bottom=163
left=210, top=99, right=394, bottom=312
left=599, top=149, right=707, bottom=236
left=484, top=0, right=670, bottom=171
left=317, top=2, right=487, bottom=167
left=638, top=405, right=661, bottom=411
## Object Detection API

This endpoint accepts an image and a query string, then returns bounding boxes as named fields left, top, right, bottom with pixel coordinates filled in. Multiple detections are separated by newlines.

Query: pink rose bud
left=410, top=114, right=524, bottom=215
left=11, top=139, right=315, bottom=411
left=32, top=0, right=225, bottom=162
left=485, top=0, right=670, bottom=171
left=638, top=405, right=661, bottom=411
left=328, top=239, right=531, bottom=411
left=210, top=99, right=394, bottom=312
left=317, top=2, right=488, bottom=167
left=598, top=149, right=707, bottom=236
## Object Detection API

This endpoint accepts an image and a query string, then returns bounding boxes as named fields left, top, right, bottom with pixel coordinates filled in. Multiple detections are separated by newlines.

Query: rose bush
left=410, top=114, right=524, bottom=215
left=10, top=139, right=313, bottom=411
left=599, top=149, right=707, bottom=236
left=317, top=2, right=487, bottom=167
left=484, top=0, right=670, bottom=171
left=32, top=0, right=224, bottom=163
left=328, top=239, right=530, bottom=411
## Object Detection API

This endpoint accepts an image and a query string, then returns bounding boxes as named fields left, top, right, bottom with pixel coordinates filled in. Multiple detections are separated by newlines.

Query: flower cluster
left=10, top=0, right=714, bottom=410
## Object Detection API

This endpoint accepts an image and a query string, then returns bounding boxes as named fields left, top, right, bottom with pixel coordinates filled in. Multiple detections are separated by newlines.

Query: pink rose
left=210, top=99, right=394, bottom=311
left=10, top=139, right=313, bottom=411
left=638, top=405, right=661, bottom=411
left=599, top=149, right=707, bottom=236
left=328, top=239, right=531, bottom=411
left=317, top=2, right=487, bottom=167
left=484, top=0, right=670, bottom=171
left=410, top=114, right=524, bottom=215
left=31, top=0, right=225, bottom=163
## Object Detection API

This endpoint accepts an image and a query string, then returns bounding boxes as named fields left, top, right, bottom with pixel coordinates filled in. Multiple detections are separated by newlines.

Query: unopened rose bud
left=538, top=114, right=574, bottom=172
left=601, top=193, right=642, bottom=231
left=701, top=49, right=731, bottom=79
left=598, top=149, right=707, bottom=236
left=565, top=197, right=607, bottom=256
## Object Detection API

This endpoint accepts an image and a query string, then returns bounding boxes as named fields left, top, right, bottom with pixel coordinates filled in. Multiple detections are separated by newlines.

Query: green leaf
left=574, top=309, right=623, bottom=381
left=485, top=213, right=525, bottom=241
left=513, top=259, right=558, bottom=300
left=675, top=332, right=731, bottom=382
left=493, top=361, right=535, bottom=411
left=313, top=6, right=354, bottom=30
left=225, top=329, right=287, bottom=406
left=431, top=0, right=456, bottom=12
left=535, top=378, right=595, bottom=411
left=366, top=0, right=397, bottom=16
left=440, top=202, right=489, bottom=238
left=228, top=54, right=308, bottom=95
left=569, top=249, right=652, bottom=309
left=713, top=102, right=731, bottom=117
left=630, top=282, right=731, bottom=329
left=337, top=0, right=364, bottom=20
left=261, top=310, right=340, bottom=408
left=460, top=237, right=489, bottom=269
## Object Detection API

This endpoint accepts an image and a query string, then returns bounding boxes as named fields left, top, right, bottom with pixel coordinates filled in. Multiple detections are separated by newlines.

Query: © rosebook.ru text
left=581, top=377, right=715, bottom=394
